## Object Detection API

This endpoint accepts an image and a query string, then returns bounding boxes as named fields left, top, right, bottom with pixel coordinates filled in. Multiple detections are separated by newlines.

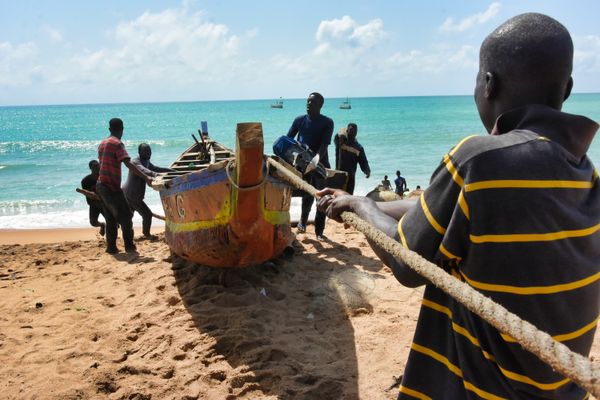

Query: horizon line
left=2, top=91, right=599, bottom=108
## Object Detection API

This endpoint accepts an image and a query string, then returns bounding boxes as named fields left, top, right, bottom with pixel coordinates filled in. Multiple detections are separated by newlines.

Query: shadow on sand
left=172, top=240, right=382, bottom=399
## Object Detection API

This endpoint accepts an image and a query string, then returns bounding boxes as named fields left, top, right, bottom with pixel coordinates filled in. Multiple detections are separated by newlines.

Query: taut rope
left=267, top=157, right=600, bottom=396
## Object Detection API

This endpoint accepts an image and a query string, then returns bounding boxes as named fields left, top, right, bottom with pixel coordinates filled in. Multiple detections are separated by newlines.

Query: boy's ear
left=564, top=76, right=573, bottom=101
left=485, top=72, right=497, bottom=99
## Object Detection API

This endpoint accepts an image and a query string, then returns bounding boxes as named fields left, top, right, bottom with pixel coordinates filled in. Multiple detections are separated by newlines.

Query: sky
left=1, top=0, right=600, bottom=106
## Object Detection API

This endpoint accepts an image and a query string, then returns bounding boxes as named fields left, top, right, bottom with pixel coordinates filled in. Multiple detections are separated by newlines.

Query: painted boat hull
left=157, top=123, right=293, bottom=268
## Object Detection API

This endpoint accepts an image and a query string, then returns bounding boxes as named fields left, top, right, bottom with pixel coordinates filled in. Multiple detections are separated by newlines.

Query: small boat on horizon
left=339, top=97, right=352, bottom=110
left=270, top=98, right=284, bottom=109
left=152, top=122, right=294, bottom=268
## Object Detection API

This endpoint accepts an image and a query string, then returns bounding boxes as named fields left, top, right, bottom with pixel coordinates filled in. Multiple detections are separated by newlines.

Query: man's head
left=109, top=118, right=124, bottom=138
left=347, top=123, right=358, bottom=141
left=474, top=13, right=574, bottom=132
left=88, top=159, right=100, bottom=176
left=306, top=92, right=324, bottom=118
left=138, top=143, right=152, bottom=160
left=384, top=175, right=388, bottom=180
left=396, top=170, right=400, bottom=176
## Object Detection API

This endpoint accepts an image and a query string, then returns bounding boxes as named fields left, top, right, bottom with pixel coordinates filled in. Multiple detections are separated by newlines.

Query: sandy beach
left=0, top=224, right=598, bottom=399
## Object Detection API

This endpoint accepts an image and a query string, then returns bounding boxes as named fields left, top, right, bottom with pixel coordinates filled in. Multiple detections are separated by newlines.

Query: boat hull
left=158, top=124, right=293, bottom=268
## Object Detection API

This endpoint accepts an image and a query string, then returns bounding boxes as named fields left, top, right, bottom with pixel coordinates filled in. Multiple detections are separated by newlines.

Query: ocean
left=1, top=94, right=600, bottom=229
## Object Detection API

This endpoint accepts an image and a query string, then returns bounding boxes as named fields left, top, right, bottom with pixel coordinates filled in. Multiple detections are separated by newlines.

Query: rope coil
left=266, top=156, right=600, bottom=397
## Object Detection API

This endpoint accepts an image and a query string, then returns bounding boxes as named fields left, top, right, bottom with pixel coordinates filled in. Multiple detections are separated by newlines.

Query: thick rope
left=267, top=157, right=600, bottom=396
left=225, top=159, right=268, bottom=191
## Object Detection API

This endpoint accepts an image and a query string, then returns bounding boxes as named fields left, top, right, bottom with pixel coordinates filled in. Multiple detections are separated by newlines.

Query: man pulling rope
left=314, top=13, right=599, bottom=400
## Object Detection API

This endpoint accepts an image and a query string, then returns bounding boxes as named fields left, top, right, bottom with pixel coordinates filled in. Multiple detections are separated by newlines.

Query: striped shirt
left=98, top=136, right=130, bottom=191
left=397, top=105, right=600, bottom=399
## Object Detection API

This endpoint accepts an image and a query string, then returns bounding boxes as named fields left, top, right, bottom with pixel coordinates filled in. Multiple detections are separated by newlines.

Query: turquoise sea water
left=1, top=94, right=600, bottom=229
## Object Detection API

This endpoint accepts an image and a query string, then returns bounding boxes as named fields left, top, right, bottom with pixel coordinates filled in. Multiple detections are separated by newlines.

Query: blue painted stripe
left=160, top=169, right=228, bottom=197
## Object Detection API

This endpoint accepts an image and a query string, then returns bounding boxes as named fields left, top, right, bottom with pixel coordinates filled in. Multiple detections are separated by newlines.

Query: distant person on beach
left=81, top=160, right=105, bottom=236
left=334, top=123, right=370, bottom=195
left=287, top=92, right=334, bottom=240
left=123, top=143, right=174, bottom=240
left=381, top=175, right=392, bottom=191
left=394, top=170, right=407, bottom=197
left=318, top=13, right=599, bottom=399
left=96, top=118, right=153, bottom=254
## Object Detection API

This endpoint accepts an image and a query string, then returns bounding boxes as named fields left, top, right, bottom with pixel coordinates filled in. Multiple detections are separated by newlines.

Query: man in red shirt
left=96, top=118, right=153, bottom=254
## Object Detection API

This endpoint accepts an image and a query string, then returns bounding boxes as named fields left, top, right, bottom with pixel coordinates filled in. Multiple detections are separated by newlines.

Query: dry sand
left=0, top=224, right=598, bottom=399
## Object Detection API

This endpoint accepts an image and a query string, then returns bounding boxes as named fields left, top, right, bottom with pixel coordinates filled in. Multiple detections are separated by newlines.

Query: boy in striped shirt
left=318, top=13, right=599, bottom=399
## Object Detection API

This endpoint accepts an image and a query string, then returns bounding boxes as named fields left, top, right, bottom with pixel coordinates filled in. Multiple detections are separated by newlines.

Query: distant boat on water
left=339, top=98, right=352, bottom=110
left=271, top=98, right=284, bottom=109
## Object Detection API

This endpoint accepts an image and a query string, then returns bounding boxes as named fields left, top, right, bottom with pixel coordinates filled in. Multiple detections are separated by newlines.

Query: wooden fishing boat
left=152, top=122, right=294, bottom=268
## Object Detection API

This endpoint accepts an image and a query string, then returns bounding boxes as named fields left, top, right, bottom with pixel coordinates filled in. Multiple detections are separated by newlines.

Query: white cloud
left=574, top=34, right=600, bottom=73
left=440, top=2, right=501, bottom=32
left=384, top=45, right=478, bottom=75
left=0, top=42, right=40, bottom=86
left=43, top=26, right=63, bottom=43
left=46, top=5, right=241, bottom=89
left=316, top=16, right=386, bottom=49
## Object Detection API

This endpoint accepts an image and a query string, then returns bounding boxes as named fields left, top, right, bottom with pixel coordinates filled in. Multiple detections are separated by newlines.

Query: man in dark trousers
left=123, top=143, right=174, bottom=240
left=318, top=13, right=599, bottom=399
left=287, top=92, right=334, bottom=240
left=96, top=118, right=153, bottom=254
left=81, top=159, right=105, bottom=236
left=334, top=123, right=370, bottom=195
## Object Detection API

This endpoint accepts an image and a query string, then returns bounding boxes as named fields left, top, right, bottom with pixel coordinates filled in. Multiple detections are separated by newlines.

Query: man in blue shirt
left=394, top=170, right=407, bottom=197
left=287, top=92, right=334, bottom=240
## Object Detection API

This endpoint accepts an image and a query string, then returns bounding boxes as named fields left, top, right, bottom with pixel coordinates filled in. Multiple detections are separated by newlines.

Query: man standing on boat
left=287, top=92, right=334, bottom=240
left=96, top=118, right=153, bottom=254
left=334, top=123, right=371, bottom=195
left=123, top=143, right=174, bottom=240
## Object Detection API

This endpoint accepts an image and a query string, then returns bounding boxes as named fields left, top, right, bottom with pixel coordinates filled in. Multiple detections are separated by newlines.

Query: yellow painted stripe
left=411, top=343, right=506, bottom=400
left=458, top=190, right=469, bottom=219
left=423, top=299, right=572, bottom=391
left=465, top=179, right=594, bottom=192
left=166, top=199, right=232, bottom=232
left=501, top=315, right=599, bottom=343
left=399, top=385, right=432, bottom=400
left=439, top=243, right=462, bottom=261
left=449, top=135, right=478, bottom=156
left=263, top=209, right=290, bottom=225
left=398, top=215, right=409, bottom=248
left=443, top=154, right=465, bottom=187
left=497, top=366, right=569, bottom=391
left=470, top=222, right=600, bottom=243
left=461, top=270, right=600, bottom=295
left=420, top=193, right=446, bottom=235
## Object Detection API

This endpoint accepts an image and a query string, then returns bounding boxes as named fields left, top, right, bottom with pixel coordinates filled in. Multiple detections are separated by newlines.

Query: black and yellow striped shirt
left=397, top=106, right=600, bottom=399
